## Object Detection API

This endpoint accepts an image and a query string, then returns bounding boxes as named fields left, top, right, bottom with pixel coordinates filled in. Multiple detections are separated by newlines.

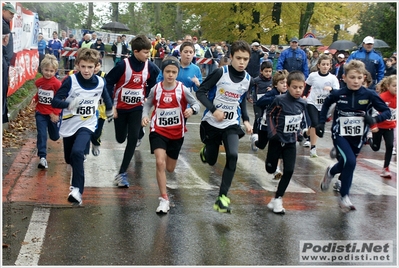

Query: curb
left=2, top=89, right=36, bottom=131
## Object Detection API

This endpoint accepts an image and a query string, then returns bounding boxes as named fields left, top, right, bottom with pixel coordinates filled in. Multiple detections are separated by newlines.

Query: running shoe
left=273, top=168, right=283, bottom=180
left=267, top=197, right=285, bottom=214
left=302, top=140, right=311, bottom=147
left=392, top=148, right=396, bottom=155
left=38, top=157, right=48, bottom=169
left=115, top=172, right=130, bottom=188
left=339, top=195, right=356, bottom=212
left=310, top=147, right=318, bottom=158
left=156, top=197, right=170, bottom=214
left=200, top=145, right=207, bottom=163
left=333, top=180, right=341, bottom=192
left=213, top=194, right=231, bottom=213
left=68, top=186, right=82, bottom=205
left=136, top=139, right=142, bottom=148
left=380, top=167, right=392, bottom=178
left=250, top=134, right=259, bottom=152
left=91, top=145, right=100, bottom=156
left=329, top=147, right=336, bottom=159
left=320, top=164, right=334, bottom=191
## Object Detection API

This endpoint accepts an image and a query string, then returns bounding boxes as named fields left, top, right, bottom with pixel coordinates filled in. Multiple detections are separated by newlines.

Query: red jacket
left=377, top=90, right=396, bottom=129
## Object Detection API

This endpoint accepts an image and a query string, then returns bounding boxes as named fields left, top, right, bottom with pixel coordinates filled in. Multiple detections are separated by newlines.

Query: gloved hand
left=315, top=123, right=325, bottom=138
left=364, top=115, right=377, bottom=126
left=106, top=109, right=114, bottom=122
left=68, top=98, right=82, bottom=111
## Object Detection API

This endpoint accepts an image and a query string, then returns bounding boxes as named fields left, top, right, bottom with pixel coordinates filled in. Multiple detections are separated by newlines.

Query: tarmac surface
left=2, top=55, right=397, bottom=267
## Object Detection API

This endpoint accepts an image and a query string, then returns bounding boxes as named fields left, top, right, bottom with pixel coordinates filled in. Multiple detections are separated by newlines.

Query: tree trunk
left=299, top=3, right=315, bottom=38
left=271, top=2, right=282, bottom=45
left=85, top=2, right=93, bottom=30
left=112, top=3, right=119, bottom=22
left=175, top=4, right=182, bottom=39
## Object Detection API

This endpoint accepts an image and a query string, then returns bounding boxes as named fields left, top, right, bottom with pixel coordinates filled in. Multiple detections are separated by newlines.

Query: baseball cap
left=338, top=54, right=345, bottom=59
left=276, top=50, right=281, bottom=54
left=290, top=37, right=299, bottom=42
left=2, top=2, right=16, bottom=14
left=69, top=34, right=74, bottom=38
left=363, top=36, right=374, bottom=44
left=251, top=42, right=260, bottom=46
left=201, top=40, right=207, bottom=43
left=324, top=50, right=330, bottom=54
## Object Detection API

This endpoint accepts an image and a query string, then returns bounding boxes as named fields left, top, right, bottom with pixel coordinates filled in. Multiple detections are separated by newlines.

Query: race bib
left=283, top=114, right=302, bottom=133
left=389, top=108, right=396, bottom=120
left=156, top=108, right=181, bottom=127
left=121, top=88, right=143, bottom=105
left=339, top=116, right=364, bottom=136
left=38, top=89, right=54, bottom=105
left=214, top=99, right=238, bottom=121
left=72, top=98, right=96, bottom=116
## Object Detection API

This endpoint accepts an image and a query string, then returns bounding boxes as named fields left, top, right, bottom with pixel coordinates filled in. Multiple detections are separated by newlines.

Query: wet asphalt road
left=2, top=56, right=397, bottom=266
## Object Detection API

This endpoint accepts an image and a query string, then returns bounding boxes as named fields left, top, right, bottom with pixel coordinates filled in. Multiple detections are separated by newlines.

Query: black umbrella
left=371, top=39, right=390, bottom=48
left=328, top=40, right=357, bottom=51
left=298, top=37, right=323, bottom=46
left=101, top=21, right=130, bottom=32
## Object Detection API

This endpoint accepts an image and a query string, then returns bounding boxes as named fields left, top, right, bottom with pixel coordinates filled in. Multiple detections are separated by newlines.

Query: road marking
left=238, top=153, right=315, bottom=193
left=298, top=156, right=397, bottom=196
left=15, top=207, right=50, bottom=266
left=167, top=154, right=218, bottom=190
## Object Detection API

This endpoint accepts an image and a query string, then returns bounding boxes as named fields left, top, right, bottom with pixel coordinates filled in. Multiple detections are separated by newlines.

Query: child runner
left=30, top=54, right=62, bottom=169
left=249, top=60, right=273, bottom=152
left=317, top=60, right=391, bottom=212
left=369, top=75, right=397, bottom=178
left=196, top=40, right=253, bottom=213
left=141, top=56, right=200, bottom=213
left=106, top=35, right=160, bottom=188
left=157, top=41, right=202, bottom=93
left=265, top=71, right=307, bottom=214
left=255, top=70, right=289, bottom=180
left=52, top=48, right=113, bottom=205
left=302, top=54, right=340, bottom=158
left=90, top=61, right=108, bottom=156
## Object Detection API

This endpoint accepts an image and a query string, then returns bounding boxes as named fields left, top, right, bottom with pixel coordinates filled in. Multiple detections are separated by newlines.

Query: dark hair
left=130, top=34, right=152, bottom=51
left=230, top=40, right=251, bottom=57
left=287, top=70, right=305, bottom=86
left=260, top=61, right=273, bottom=70
left=180, top=41, right=194, bottom=53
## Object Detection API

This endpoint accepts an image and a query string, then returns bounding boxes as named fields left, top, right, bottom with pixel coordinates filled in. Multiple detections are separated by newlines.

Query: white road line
left=238, top=154, right=315, bottom=193
left=298, top=155, right=397, bottom=196
left=15, top=207, right=50, bottom=266
left=167, top=154, right=218, bottom=190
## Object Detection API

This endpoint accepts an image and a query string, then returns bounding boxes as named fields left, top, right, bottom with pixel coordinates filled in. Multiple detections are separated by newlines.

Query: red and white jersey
left=149, top=81, right=188, bottom=139
left=113, top=58, right=149, bottom=110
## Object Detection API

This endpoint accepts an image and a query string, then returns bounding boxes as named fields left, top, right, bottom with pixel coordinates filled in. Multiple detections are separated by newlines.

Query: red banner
left=7, top=50, right=39, bottom=96
left=5, top=2, right=39, bottom=96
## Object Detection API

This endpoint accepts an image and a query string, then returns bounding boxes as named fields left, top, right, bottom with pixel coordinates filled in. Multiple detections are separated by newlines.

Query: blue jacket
left=319, top=86, right=391, bottom=147
left=38, top=39, right=47, bottom=55
left=277, top=47, right=309, bottom=78
left=47, top=39, right=63, bottom=58
left=346, top=47, right=385, bottom=85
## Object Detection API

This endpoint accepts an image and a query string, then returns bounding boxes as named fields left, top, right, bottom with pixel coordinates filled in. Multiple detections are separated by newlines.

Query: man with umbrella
left=277, top=37, right=309, bottom=79
left=346, top=36, right=385, bottom=90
